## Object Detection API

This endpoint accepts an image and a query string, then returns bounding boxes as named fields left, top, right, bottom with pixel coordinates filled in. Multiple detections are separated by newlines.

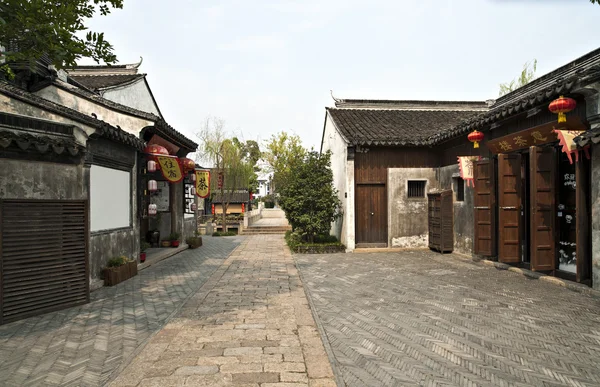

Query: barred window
left=407, top=180, right=426, bottom=198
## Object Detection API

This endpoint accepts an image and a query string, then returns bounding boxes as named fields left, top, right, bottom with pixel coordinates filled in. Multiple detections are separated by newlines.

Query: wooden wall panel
left=354, top=147, right=439, bottom=184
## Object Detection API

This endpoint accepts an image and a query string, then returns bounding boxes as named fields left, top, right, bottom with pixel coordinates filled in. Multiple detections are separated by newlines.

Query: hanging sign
left=457, top=156, right=481, bottom=187
left=217, top=172, right=224, bottom=189
left=195, top=170, right=210, bottom=198
left=184, top=181, right=196, bottom=214
left=554, top=129, right=586, bottom=164
left=156, top=156, right=183, bottom=183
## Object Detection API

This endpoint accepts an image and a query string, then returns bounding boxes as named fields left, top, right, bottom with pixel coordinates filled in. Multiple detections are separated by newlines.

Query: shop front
left=473, top=108, right=592, bottom=285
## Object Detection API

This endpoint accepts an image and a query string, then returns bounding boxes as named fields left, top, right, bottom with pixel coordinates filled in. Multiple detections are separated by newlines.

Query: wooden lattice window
left=407, top=180, right=426, bottom=198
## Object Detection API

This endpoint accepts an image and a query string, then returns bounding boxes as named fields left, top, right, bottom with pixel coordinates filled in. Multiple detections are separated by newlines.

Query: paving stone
left=174, top=365, right=219, bottom=375
left=296, top=249, right=600, bottom=387
left=0, top=236, right=241, bottom=387
left=108, top=235, right=335, bottom=386
left=231, top=372, right=279, bottom=383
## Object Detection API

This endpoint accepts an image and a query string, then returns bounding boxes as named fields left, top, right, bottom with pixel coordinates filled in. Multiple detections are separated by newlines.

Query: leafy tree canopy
left=0, top=0, right=122, bottom=69
left=263, top=132, right=306, bottom=198
left=279, top=151, right=341, bottom=243
left=591, top=0, right=599, bottom=4
left=499, top=59, right=537, bottom=97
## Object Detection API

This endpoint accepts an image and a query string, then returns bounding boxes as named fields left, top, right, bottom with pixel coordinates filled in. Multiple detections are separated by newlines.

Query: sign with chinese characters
left=184, top=181, right=196, bottom=214
left=156, top=156, right=183, bottom=183
left=195, top=170, right=210, bottom=198
left=486, top=116, right=586, bottom=154
left=457, top=156, right=481, bottom=187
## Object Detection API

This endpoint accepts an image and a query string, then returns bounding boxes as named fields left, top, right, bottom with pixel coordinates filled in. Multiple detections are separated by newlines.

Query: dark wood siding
left=529, top=146, right=556, bottom=271
left=355, top=147, right=439, bottom=184
left=498, top=153, right=522, bottom=263
left=0, top=200, right=89, bottom=324
left=473, top=159, right=496, bottom=257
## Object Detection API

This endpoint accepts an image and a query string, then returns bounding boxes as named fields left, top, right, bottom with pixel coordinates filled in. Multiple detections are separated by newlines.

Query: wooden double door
left=474, top=146, right=591, bottom=281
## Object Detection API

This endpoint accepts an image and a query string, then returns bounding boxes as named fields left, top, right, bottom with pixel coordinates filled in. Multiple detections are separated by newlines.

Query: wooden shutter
left=0, top=200, right=89, bottom=324
left=473, top=159, right=496, bottom=256
left=498, top=153, right=522, bottom=263
left=530, top=146, right=556, bottom=271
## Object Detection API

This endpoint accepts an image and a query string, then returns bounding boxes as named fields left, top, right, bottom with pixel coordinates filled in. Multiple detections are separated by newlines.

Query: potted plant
left=140, top=241, right=150, bottom=263
left=103, top=256, right=138, bottom=286
left=186, top=231, right=203, bottom=249
left=169, top=232, right=181, bottom=248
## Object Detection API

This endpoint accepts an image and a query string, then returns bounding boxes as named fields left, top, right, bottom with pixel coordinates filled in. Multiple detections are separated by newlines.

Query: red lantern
left=211, top=204, right=215, bottom=215
left=148, top=180, right=158, bottom=192
left=181, top=157, right=195, bottom=172
left=549, top=96, right=576, bottom=123
left=144, top=144, right=169, bottom=155
left=147, top=160, right=157, bottom=172
left=467, top=130, right=484, bottom=149
left=241, top=203, right=245, bottom=213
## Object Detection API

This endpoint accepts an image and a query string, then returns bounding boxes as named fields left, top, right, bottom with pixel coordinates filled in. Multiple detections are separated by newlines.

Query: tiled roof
left=0, top=112, right=84, bottom=155
left=327, top=108, right=482, bottom=146
left=574, top=127, right=600, bottom=148
left=70, top=74, right=144, bottom=91
left=0, top=81, right=145, bottom=150
left=430, top=47, right=600, bottom=144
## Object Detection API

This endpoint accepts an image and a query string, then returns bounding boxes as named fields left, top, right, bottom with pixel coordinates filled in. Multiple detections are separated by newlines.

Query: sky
left=81, top=0, right=600, bottom=151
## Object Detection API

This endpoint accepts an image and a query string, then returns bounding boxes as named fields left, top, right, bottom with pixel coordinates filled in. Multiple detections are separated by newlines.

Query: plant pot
left=140, top=252, right=146, bottom=263
left=171, top=240, right=180, bottom=248
left=161, top=240, right=171, bottom=247
left=187, top=237, right=203, bottom=249
left=104, top=261, right=138, bottom=286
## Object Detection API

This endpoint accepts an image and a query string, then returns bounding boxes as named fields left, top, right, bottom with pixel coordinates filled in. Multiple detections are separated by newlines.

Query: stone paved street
left=0, top=236, right=241, bottom=387
left=110, top=234, right=336, bottom=387
left=296, top=250, right=600, bottom=387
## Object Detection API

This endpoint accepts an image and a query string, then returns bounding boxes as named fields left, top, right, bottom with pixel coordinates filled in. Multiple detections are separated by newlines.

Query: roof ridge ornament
left=330, top=90, right=341, bottom=103
left=126, top=57, right=143, bottom=70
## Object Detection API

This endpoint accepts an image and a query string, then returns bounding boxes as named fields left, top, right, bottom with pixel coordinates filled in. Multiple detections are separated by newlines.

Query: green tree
left=499, top=59, right=537, bottom=97
left=0, top=0, right=122, bottom=71
left=279, top=151, right=341, bottom=243
left=196, top=117, right=254, bottom=231
left=263, top=132, right=306, bottom=202
left=591, top=0, right=599, bottom=4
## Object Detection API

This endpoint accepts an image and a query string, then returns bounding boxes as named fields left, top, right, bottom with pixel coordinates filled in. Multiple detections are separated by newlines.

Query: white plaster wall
left=90, top=165, right=131, bottom=231
left=388, top=168, right=440, bottom=248
left=321, top=114, right=348, bottom=247
left=34, top=84, right=153, bottom=136
left=101, top=79, right=161, bottom=116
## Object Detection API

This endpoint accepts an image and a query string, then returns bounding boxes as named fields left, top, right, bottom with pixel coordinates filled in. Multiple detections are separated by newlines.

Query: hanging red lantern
left=147, top=160, right=157, bottom=172
left=211, top=204, right=215, bottom=215
left=549, top=96, right=576, bottom=123
left=148, top=180, right=158, bottom=192
left=241, top=203, right=245, bottom=213
left=144, top=144, right=169, bottom=155
left=467, top=130, right=484, bottom=149
left=180, top=157, right=195, bottom=172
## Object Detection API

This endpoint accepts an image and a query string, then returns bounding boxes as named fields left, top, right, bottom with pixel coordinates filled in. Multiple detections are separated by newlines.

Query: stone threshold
left=451, top=252, right=600, bottom=298
left=138, top=244, right=189, bottom=271
left=352, top=247, right=429, bottom=253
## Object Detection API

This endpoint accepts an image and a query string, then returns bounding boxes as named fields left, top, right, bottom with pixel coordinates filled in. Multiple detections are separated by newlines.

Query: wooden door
left=355, top=184, right=387, bottom=246
left=473, top=159, right=496, bottom=256
left=498, top=153, right=522, bottom=263
left=529, top=146, right=556, bottom=271
left=576, top=155, right=591, bottom=283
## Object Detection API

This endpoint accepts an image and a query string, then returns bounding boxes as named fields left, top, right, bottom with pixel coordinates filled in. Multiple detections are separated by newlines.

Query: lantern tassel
left=474, top=141, right=479, bottom=149
left=558, top=112, right=566, bottom=123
